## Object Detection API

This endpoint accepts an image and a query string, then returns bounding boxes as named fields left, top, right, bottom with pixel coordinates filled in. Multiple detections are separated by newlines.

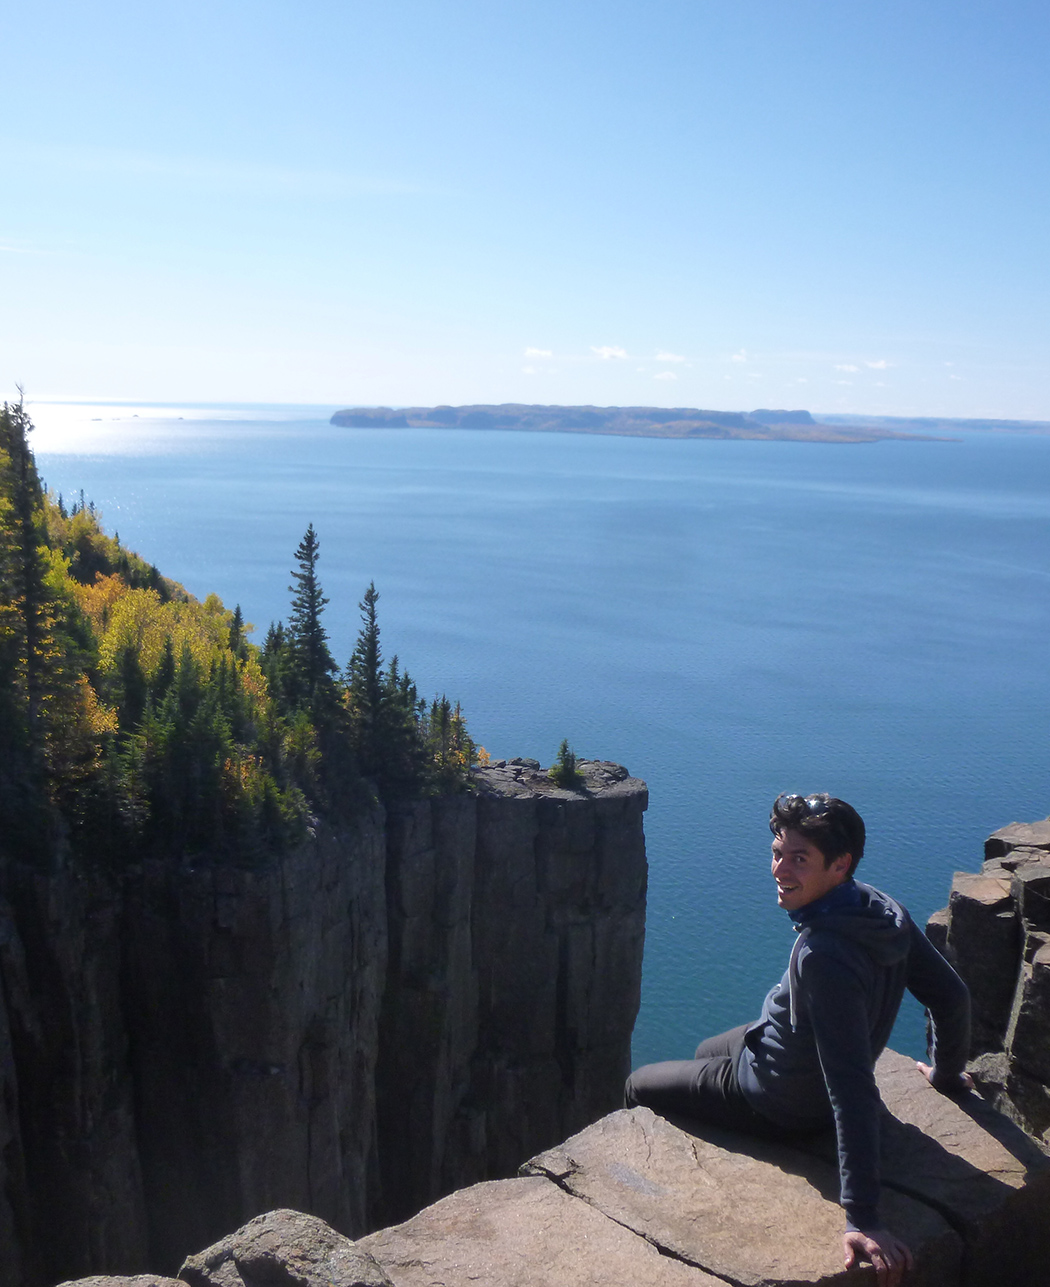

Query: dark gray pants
left=624, top=1024, right=799, bottom=1139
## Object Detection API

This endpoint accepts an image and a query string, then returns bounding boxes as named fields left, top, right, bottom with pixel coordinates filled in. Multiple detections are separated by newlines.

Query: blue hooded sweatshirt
left=736, top=879, right=970, bottom=1232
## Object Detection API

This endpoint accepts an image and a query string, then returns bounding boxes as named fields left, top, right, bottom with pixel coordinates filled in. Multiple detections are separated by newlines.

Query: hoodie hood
left=786, top=880, right=911, bottom=1028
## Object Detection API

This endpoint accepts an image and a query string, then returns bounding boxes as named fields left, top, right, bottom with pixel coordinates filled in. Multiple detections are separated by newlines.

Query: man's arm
left=800, top=945, right=883, bottom=1232
left=802, top=947, right=916, bottom=1286
left=905, top=920, right=972, bottom=1091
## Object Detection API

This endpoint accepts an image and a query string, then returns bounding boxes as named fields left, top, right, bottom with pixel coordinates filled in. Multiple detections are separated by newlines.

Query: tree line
left=0, top=399, right=481, bottom=869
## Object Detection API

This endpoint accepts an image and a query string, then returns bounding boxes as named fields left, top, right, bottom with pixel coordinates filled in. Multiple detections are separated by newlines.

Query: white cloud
left=591, top=345, right=628, bottom=360
left=655, top=351, right=686, bottom=363
left=654, top=371, right=677, bottom=381
left=834, top=363, right=860, bottom=372
left=796, top=378, right=808, bottom=383
left=522, top=366, right=537, bottom=375
left=731, top=349, right=747, bottom=363
left=834, top=380, right=853, bottom=386
left=950, top=374, right=963, bottom=381
left=945, top=361, right=955, bottom=367
left=865, top=359, right=889, bottom=369
left=524, top=347, right=553, bottom=358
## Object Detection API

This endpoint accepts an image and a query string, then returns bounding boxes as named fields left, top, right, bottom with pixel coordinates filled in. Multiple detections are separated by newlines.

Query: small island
left=329, top=404, right=944, bottom=443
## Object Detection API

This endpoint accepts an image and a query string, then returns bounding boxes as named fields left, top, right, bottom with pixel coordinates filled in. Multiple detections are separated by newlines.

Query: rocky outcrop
left=0, top=761, right=647, bottom=1286
left=361, top=1046, right=1050, bottom=1287
left=53, top=813, right=1050, bottom=1287
left=178, top=1210, right=393, bottom=1287
left=929, top=817, right=1050, bottom=1143
left=61, top=1047, right=1050, bottom=1287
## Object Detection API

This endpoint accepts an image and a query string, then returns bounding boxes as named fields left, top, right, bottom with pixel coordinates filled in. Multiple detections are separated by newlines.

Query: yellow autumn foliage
left=97, top=587, right=233, bottom=679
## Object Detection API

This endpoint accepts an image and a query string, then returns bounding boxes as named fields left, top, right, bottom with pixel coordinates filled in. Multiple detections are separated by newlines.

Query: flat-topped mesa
left=929, top=816, right=1050, bottom=1143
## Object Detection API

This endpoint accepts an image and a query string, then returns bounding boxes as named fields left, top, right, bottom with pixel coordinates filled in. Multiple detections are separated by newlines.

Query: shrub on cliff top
left=548, top=738, right=585, bottom=789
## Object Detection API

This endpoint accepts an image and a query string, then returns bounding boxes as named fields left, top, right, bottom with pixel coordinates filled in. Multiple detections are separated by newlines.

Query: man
left=625, top=792, right=972, bottom=1287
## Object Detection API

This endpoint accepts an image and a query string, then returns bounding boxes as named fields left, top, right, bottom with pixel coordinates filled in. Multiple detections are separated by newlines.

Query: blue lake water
left=31, top=403, right=1050, bottom=1066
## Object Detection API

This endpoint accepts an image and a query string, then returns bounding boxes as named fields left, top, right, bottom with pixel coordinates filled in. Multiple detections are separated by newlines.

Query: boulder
left=984, top=821, right=1050, bottom=861
left=179, top=1209, right=392, bottom=1287
left=56, top=1279, right=184, bottom=1287
left=872, top=1050, right=1050, bottom=1287
left=360, top=1175, right=720, bottom=1287
left=945, top=872, right=1019, bottom=1051
left=523, top=1106, right=958, bottom=1286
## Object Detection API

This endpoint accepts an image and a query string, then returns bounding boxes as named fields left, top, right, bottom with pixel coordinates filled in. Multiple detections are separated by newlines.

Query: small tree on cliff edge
left=548, top=738, right=584, bottom=789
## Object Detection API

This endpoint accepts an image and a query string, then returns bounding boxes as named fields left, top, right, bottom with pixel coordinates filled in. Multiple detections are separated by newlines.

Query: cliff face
left=376, top=761, right=647, bottom=1223
left=0, top=760, right=647, bottom=1287
left=927, top=817, right=1050, bottom=1142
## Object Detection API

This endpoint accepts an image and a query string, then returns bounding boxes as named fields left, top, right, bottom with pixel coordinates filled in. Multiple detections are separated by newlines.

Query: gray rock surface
left=374, top=762, right=647, bottom=1224
left=984, top=819, right=1050, bottom=860
left=55, top=1279, right=184, bottom=1287
left=360, top=1177, right=720, bottom=1287
left=523, top=1105, right=958, bottom=1286
left=945, top=871, right=1018, bottom=1051
left=122, top=813, right=389, bottom=1270
left=874, top=1051, right=1050, bottom=1286
left=180, top=1209, right=392, bottom=1287
left=942, top=823, right=1050, bottom=1145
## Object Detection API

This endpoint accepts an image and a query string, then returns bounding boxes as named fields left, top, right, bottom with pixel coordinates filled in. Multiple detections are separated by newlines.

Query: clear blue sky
left=3, top=0, right=1048, bottom=417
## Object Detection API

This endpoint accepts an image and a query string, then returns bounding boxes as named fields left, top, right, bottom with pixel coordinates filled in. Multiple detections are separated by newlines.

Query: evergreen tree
left=346, top=581, right=383, bottom=772
left=548, top=738, right=584, bottom=789
left=287, top=523, right=337, bottom=711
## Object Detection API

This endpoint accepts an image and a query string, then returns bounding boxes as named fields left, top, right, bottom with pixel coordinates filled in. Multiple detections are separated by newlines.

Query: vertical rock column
left=374, top=760, right=648, bottom=1226
left=466, top=760, right=647, bottom=1192
left=375, top=795, right=479, bottom=1225
left=122, top=810, right=388, bottom=1271
left=929, top=817, right=1050, bottom=1143
left=0, top=866, right=149, bottom=1286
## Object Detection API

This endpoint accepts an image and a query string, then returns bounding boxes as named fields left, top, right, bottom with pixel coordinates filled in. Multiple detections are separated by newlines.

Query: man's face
left=770, top=828, right=851, bottom=911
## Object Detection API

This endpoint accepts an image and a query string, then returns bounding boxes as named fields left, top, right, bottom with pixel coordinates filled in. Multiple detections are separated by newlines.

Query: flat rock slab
left=875, top=1049, right=1050, bottom=1286
left=360, top=1175, right=720, bottom=1287
left=523, top=1107, right=958, bottom=1287
left=56, top=1280, right=185, bottom=1287
left=985, top=820, right=1050, bottom=859
left=180, top=1208, right=393, bottom=1287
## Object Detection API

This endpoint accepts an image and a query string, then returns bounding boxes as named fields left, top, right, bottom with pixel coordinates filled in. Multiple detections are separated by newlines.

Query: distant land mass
left=820, top=413, right=1050, bottom=436
left=329, top=404, right=942, bottom=443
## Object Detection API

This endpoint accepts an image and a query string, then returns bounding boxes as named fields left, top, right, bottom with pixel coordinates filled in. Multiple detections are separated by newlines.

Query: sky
left=2, top=0, right=1049, bottom=418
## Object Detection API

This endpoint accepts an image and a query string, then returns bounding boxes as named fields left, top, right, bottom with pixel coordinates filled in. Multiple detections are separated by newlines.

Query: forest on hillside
left=0, top=400, right=480, bottom=870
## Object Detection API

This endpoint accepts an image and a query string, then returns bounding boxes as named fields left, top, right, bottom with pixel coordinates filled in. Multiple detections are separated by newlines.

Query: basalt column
left=375, top=760, right=648, bottom=1224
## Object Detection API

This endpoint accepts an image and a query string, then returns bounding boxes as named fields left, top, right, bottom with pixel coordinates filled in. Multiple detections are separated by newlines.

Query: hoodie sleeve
left=798, top=941, right=883, bottom=1233
left=905, top=920, right=971, bottom=1087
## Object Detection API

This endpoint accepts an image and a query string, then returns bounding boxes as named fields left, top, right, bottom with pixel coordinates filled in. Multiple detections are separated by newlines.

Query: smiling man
left=625, top=792, right=972, bottom=1287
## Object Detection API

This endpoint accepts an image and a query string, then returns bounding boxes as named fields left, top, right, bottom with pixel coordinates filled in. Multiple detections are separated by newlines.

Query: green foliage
left=548, top=738, right=584, bottom=789
left=0, top=410, right=483, bottom=871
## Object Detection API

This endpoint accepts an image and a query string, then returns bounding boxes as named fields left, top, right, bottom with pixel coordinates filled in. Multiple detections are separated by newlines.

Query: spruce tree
left=287, top=524, right=337, bottom=711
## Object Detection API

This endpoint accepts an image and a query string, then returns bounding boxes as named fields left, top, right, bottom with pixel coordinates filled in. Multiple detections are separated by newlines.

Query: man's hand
left=843, top=1229, right=913, bottom=1285
left=916, top=1061, right=975, bottom=1096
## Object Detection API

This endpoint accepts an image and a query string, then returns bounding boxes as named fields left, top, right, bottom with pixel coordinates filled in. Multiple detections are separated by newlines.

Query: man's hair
left=769, top=793, right=865, bottom=878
